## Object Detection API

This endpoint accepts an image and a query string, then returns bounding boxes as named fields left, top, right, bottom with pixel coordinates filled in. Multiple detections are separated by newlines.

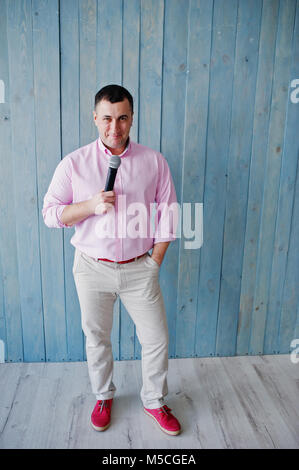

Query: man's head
left=93, top=84, right=134, bottom=155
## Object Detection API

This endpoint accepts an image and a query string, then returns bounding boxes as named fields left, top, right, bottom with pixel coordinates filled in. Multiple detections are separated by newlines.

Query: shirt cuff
left=153, top=234, right=177, bottom=244
left=56, top=205, right=72, bottom=228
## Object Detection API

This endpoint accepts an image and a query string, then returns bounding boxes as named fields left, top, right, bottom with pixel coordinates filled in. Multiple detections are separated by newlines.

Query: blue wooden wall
left=0, top=0, right=298, bottom=363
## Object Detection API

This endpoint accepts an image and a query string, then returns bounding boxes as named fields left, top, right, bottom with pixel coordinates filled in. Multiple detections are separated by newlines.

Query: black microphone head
left=109, top=155, right=121, bottom=169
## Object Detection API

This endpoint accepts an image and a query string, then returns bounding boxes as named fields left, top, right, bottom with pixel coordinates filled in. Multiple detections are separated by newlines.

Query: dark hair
left=94, top=84, right=134, bottom=113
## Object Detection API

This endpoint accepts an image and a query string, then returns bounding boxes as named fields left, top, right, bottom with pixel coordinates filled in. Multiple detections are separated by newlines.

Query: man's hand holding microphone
left=60, top=155, right=120, bottom=226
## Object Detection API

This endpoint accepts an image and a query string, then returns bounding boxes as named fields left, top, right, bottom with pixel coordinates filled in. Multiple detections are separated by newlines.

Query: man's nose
left=110, top=119, right=119, bottom=133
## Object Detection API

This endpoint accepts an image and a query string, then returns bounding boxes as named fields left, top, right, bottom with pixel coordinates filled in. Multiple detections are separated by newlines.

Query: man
left=42, top=84, right=181, bottom=436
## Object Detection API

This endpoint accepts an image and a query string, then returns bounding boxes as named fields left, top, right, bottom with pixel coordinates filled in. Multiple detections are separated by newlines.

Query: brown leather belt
left=97, top=253, right=147, bottom=264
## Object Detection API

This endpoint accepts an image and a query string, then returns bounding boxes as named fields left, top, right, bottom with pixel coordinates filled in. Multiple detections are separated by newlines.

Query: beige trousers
left=72, top=249, right=169, bottom=409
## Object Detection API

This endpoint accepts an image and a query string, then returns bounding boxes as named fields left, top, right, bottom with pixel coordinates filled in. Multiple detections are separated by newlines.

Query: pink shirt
left=42, top=137, right=178, bottom=261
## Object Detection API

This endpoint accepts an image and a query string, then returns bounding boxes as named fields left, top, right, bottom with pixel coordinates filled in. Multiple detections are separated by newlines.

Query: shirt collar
left=98, top=136, right=131, bottom=158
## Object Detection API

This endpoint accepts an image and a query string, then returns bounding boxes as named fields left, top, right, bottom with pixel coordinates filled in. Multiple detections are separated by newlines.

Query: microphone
left=104, top=155, right=121, bottom=191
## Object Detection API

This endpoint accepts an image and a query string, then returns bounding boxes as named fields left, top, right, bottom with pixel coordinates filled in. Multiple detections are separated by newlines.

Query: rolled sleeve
left=153, top=154, right=179, bottom=244
left=42, top=157, right=73, bottom=228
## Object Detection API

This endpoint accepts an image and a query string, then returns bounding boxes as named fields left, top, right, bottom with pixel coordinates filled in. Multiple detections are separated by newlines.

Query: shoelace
left=158, top=405, right=172, bottom=416
left=98, top=400, right=109, bottom=413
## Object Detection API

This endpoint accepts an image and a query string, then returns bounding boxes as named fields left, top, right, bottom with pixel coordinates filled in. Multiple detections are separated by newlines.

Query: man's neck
left=101, top=137, right=130, bottom=156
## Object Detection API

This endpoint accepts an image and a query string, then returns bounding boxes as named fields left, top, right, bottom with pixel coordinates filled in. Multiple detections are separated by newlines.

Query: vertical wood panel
left=176, top=0, right=213, bottom=358
left=279, top=153, right=299, bottom=352
left=1, top=0, right=298, bottom=362
left=139, top=0, right=164, bottom=152
left=196, top=0, right=238, bottom=357
left=216, top=0, right=262, bottom=356
left=279, top=1, right=299, bottom=353
left=251, top=0, right=296, bottom=355
left=6, top=0, right=45, bottom=361
left=60, top=0, right=84, bottom=362
left=160, top=0, right=189, bottom=359
left=266, top=0, right=298, bottom=354
left=0, top=0, right=23, bottom=362
left=96, top=0, right=123, bottom=86
left=79, top=0, right=98, bottom=148
left=237, top=0, right=280, bottom=355
left=33, top=0, right=68, bottom=362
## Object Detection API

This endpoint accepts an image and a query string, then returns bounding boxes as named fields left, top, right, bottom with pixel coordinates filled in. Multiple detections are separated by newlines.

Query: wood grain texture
left=0, top=355, right=298, bottom=448
left=251, top=0, right=297, bottom=355
left=6, top=0, right=45, bottom=361
left=34, top=0, right=67, bottom=362
left=0, top=0, right=298, bottom=363
left=237, top=0, right=280, bottom=355
left=0, top=0, right=23, bottom=362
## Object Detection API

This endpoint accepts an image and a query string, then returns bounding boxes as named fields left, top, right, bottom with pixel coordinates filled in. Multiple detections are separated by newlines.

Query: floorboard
left=0, top=355, right=298, bottom=449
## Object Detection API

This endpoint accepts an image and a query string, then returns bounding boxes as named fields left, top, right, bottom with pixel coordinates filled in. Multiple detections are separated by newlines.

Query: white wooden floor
left=0, top=354, right=298, bottom=449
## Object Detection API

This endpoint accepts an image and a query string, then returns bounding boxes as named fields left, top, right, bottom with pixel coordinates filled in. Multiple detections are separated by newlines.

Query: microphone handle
left=104, top=167, right=118, bottom=191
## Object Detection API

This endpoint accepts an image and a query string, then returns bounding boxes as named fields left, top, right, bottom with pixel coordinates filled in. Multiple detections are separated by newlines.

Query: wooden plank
left=0, top=254, right=6, bottom=363
left=295, top=302, right=299, bottom=340
left=79, top=0, right=98, bottom=148
left=33, top=0, right=68, bottom=362
left=237, top=0, right=280, bottom=355
left=279, top=154, right=299, bottom=352
left=123, top=0, right=140, bottom=144
left=0, top=363, right=40, bottom=448
left=175, top=0, right=212, bottom=358
left=276, top=1, right=299, bottom=354
left=216, top=0, right=263, bottom=356
left=22, top=362, right=89, bottom=448
left=0, top=363, right=23, bottom=434
left=264, top=0, right=299, bottom=355
left=0, top=2, right=23, bottom=362
left=191, top=356, right=261, bottom=448
left=96, top=0, right=123, bottom=86
left=1, top=356, right=299, bottom=448
left=138, top=0, right=164, bottom=152
left=251, top=0, right=297, bottom=355
left=248, top=354, right=299, bottom=445
left=221, top=355, right=299, bottom=448
left=6, top=0, right=45, bottom=361
left=195, top=0, right=238, bottom=357
left=160, top=0, right=189, bottom=359
left=166, top=358, right=217, bottom=449
left=60, top=0, right=85, bottom=362
left=77, top=1, right=98, bottom=360
left=120, top=0, right=141, bottom=361
left=270, top=352, right=299, bottom=380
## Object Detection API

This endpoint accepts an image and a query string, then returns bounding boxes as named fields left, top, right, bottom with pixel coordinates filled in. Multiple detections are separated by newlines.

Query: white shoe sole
left=143, top=408, right=181, bottom=436
left=91, top=421, right=111, bottom=432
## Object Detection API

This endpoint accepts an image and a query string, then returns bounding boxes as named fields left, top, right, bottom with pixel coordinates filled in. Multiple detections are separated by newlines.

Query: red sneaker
left=144, top=404, right=181, bottom=435
left=91, top=399, right=113, bottom=431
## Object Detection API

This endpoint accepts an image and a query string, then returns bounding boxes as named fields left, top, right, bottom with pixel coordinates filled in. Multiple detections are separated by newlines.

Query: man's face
left=93, top=98, right=133, bottom=155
